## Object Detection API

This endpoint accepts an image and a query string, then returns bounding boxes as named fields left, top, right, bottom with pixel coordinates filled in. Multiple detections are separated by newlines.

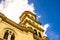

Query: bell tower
left=19, top=11, right=48, bottom=40
left=19, top=11, right=43, bottom=30
left=19, top=11, right=42, bottom=26
left=19, top=11, right=44, bottom=31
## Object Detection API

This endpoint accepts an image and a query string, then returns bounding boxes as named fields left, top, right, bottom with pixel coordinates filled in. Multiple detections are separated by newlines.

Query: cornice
left=0, top=13, right=7, bottom=20
left=20, top=11, right=36, bottom=19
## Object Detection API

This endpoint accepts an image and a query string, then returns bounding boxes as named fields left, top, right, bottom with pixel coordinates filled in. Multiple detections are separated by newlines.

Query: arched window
left=11, top=33, right=15, bottom=40
left=3, top=30, right=9, bottom=40
left=3, top=30, right=15, bottom=40
left=34, top=29, right=37, bottom=35
left=38, top=32, right=42, bottom=38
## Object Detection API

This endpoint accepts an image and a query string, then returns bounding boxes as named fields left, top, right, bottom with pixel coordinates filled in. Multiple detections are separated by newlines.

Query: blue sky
left=28, top=0, right=60, bottom=40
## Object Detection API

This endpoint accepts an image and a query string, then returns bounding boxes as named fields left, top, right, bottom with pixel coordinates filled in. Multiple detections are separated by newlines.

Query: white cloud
left=37, top=15, right=41, bottom=20
left=43, top=24, right=49, bottom=36
left=44, top=24, right=49, bottom=32
left=0, top=0, right=35, bottom=23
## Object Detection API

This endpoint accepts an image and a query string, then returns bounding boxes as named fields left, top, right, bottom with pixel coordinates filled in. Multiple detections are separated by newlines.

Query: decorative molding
left=3, top=28, right=17, bottom=35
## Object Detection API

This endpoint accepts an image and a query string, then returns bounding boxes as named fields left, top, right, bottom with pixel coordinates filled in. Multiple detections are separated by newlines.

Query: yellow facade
left=0, top=11, right=48, bottom=40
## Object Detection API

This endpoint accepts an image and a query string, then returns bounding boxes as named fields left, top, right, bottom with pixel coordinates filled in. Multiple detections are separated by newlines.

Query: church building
left=0, top=11, right=48, bottom=40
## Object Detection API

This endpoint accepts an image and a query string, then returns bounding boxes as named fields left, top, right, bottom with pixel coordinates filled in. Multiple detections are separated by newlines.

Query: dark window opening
left=38, top=32, right=42, bottom=38
left=3, top=30, right=9, bottom=40
left=34, top=29, right=37, bottom=35
left=3, top=30, right=15, bottom=40
left=11, top=33, right=15, bottom=40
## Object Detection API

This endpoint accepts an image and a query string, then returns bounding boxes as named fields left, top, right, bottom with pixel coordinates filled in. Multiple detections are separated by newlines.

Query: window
left=34, top=29, right=37, bottom=35
left=38, top=32, right=42, bottom=38
left=11, top=33, right=15, bottom=40
left=3, top=30, right=9, bottom=40
left=3, top=30, right=15, bottom=40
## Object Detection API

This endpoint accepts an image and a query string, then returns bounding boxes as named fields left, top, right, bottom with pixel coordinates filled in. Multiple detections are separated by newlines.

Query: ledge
left=0, top=13, right=7, bottom=20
